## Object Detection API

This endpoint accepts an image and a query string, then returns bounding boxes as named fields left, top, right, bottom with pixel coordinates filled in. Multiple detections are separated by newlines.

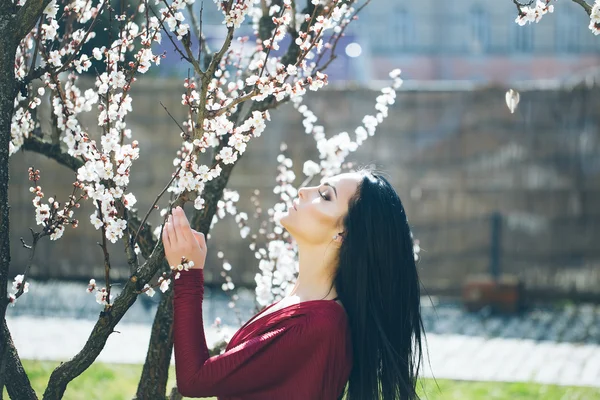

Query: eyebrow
left=322, top=182, right=338, bottom=199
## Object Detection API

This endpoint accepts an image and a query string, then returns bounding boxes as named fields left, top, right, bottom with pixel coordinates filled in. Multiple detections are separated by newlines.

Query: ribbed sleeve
left=173, top=268, right=352, bottom=399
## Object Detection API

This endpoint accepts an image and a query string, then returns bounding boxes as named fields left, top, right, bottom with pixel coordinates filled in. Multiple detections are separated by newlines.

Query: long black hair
left=333, top=167, right=425, bottom=400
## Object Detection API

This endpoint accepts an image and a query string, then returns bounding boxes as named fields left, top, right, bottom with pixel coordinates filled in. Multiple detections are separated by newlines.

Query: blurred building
left=155, top=0, right=600, bottom=83
left=362, top=0, right=600, bottom=83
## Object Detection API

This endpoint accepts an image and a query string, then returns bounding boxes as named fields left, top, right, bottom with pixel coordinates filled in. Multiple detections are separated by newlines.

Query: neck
left=288, top=242, right=338, bottom=302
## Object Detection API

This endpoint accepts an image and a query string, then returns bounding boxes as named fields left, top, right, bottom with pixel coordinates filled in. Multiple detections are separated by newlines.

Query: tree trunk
left=0, top=6, right=37, bottom=398
left=135, top=262, right=175, bottom=399
left=1, top=321, right=38, bottom=400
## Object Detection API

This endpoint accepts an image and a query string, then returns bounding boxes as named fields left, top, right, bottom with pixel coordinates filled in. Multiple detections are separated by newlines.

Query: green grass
left=3, top=360, right=600, bottom=399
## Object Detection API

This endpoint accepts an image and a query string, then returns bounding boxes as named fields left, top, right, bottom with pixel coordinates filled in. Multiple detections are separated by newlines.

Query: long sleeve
left=173, top=269, right=351, bottom=399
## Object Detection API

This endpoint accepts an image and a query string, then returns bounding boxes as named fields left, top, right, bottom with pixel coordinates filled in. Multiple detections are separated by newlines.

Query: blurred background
left=6, top=0, right=600, bottom=396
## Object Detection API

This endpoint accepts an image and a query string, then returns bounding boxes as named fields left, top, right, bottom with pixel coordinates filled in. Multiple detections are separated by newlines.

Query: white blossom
left=515, top=0, right=554, bottom=26
left=96, top=288, right=108, bottom=305
left=143, top=284, right=155, bottom=297
left=590, top=1, right=600, bottom=35
left=12, top=274, right=29, bottom=293
left=159, top=278, right=171, bottom=293
left=123, top=193, right=137, bottom=209
left=303, top=160, right=320, bottom=176
left=87, top=279, right=97, bottom=293
left=43, top=0, right=58, bottom=19
left=49, top=50, right=62, bottom=67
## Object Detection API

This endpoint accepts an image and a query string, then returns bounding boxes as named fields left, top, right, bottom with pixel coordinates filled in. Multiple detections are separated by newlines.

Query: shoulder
left=282, top=301, right=349, bottom=337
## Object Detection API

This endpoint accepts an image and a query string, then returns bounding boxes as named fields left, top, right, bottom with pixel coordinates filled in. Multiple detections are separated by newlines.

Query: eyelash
left=318, top=189, right=330, bottom=201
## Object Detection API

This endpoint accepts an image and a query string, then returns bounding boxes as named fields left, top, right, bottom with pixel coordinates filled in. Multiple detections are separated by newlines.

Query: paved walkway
left=7, top=315, right=600, bottom=388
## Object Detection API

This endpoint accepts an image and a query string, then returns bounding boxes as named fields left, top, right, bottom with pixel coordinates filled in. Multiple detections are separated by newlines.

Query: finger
left=161, top=222, right=171, bottom=248
left=173, top=206, right=195, bottom=244
left=166, top=213, right=178, bottom=243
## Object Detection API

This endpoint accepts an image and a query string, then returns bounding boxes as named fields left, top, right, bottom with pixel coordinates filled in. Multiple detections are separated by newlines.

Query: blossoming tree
left=511, top=0, right=600, bottom=34
left=0, top=0, right=404, bottom=398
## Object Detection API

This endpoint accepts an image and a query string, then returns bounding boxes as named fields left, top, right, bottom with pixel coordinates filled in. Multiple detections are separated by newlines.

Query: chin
left=279, top=220, right=296, bottom=237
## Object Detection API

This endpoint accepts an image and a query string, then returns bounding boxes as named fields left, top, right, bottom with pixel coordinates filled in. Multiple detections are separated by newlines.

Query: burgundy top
left=173, top=268, right=353, bottom=399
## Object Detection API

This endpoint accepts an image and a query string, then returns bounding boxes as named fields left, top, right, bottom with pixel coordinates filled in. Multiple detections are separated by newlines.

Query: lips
left=292, top=200, right=298, bottom=211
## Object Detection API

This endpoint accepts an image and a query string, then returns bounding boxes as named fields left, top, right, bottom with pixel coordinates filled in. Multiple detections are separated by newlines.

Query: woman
left=163, top=167, right=425, bottom=399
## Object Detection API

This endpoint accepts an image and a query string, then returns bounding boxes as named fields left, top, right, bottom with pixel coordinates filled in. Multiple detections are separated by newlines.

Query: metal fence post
left=490, top=211, right=502, bottom=282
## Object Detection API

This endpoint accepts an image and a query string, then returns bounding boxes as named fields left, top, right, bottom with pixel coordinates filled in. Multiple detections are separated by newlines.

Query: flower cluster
left=132, top=271, right=174, bottom=299
left=256, top=69, right=405, bottom=305
left=254, top=239, right=298, bottom=306
left=8, top=275, right=30, bottom=307
left=12, top=0, right=193, bottom=246
left=271, top=146, right=299, bottom=225
left=160, top=0, right=193, bottom=40
left=293, top=69, right=402, bottom=178
left=158, top=276, right=171, bottom=293
left=86, top=279, right=111, bottom=305
left=29, top=167, right=82, bottom=240
left=215, top=0, right=253, bottom=29
left=591, top=1, right=600, bottom=35
left=515, top=0, right=554, bottom=26
left=215, top=253, right=237, bottom=300
left=170, top=256, right=195, bottom=280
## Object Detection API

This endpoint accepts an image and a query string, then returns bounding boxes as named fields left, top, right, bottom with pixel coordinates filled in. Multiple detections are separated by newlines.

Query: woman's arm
left=173, top=269, right=345, bottom=398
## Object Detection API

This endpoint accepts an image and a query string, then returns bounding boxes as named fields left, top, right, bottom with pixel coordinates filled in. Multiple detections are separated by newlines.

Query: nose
left=298, top=187, right=307, bottom=199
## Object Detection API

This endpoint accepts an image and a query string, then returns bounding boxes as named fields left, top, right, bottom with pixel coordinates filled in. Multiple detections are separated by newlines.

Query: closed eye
left=318, top=189, right=330, bottom=201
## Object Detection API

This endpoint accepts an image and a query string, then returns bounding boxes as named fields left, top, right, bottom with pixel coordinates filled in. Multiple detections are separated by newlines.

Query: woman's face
left=280, top=172, right=362, bottom=246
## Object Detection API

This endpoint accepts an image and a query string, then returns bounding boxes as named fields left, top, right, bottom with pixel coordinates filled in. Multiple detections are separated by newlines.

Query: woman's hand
left=162, top=206, right=207, bottom=270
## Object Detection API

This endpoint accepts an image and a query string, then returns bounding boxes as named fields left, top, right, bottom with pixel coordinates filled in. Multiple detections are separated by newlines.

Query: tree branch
left=512, top=0, right=535, bottom=6
left=21, top=136, right=84, bottom=172
left=42, top=233, right=170, bottom=398
left=13, top=228, right=41, bottom=301
left=19, top=136, right=161, bottom=262
left=571, top=0, right=592, bottom=15
left=96, top=201, right=113, bottom=306
left=15, top=0, right=51, bottom=41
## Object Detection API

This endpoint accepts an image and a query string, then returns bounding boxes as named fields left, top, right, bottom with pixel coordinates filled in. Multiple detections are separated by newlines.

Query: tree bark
left=0, top=0, right=18, bottom=322
left=135, top=262, right=174, bottom=399
left=1, top=321, right=38, bottom=400
left=0, top=4, right=37, bottom=398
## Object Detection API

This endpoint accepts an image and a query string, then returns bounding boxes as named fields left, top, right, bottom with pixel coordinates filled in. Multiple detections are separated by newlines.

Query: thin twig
left=13, top=229, right=41, bottom=300
left=205, top=26, right=235, bottom=78
left=207, top=5, right=290, bottom=118
left=131, top=165, right=184, bottom=248
left=209, top=89, right=258, bottom=118
left=96, top=201, right=113, bottom=306
left=24, top=1, right=106, bottom=85
left=317, top=0, right=371, bottom=72
left=198, top=2, right=205, bottom=63
left=160, top=102, right=188, bottom=134
left=157, top=0, right=204, bottom=75
left=148, top=5, right=192, bottom=63
left=131, top=96, right=211, bottom=248
left=186, top=1, right=210, bottom=64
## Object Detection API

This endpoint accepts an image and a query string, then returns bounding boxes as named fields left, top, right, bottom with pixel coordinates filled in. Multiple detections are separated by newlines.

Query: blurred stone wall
left=8, top=78, right=600, bottom=297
